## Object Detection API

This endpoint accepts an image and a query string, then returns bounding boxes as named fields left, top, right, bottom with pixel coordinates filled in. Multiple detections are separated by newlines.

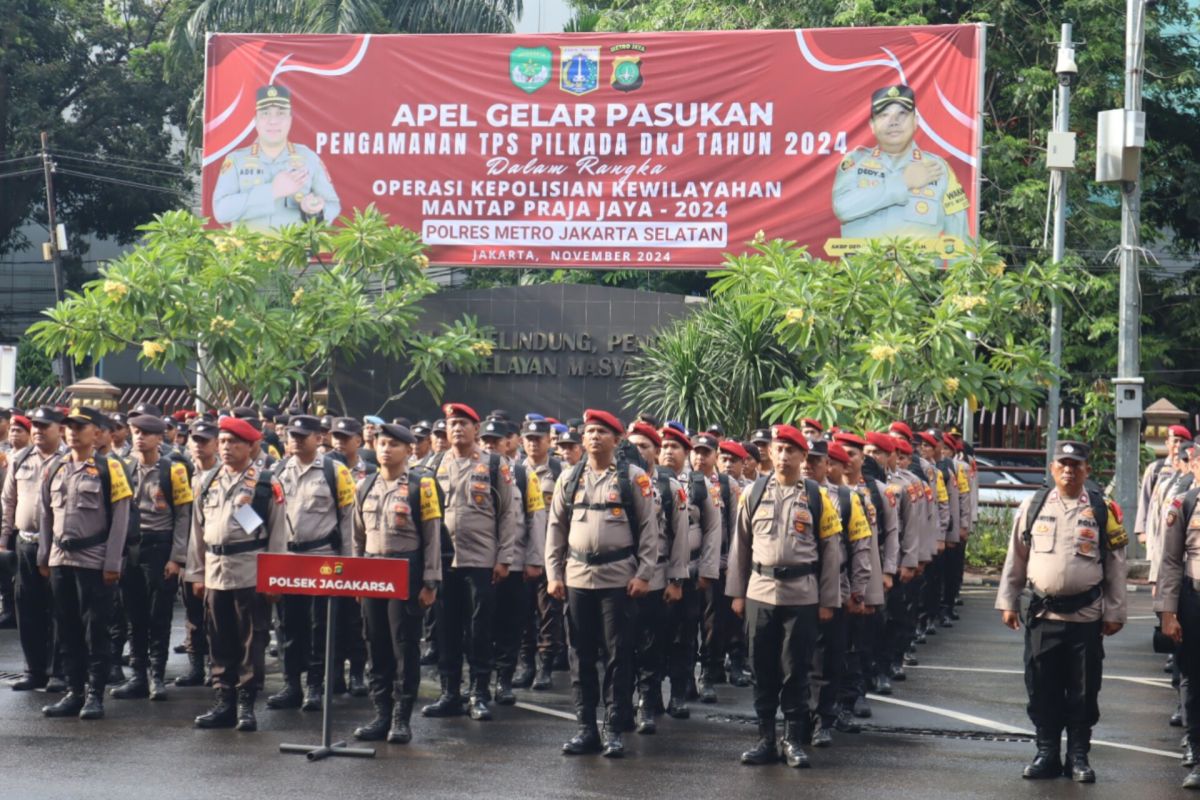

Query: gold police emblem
left=915, top=201, right=930, bottom=215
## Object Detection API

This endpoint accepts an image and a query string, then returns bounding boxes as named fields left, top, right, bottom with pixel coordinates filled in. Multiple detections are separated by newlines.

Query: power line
left=53, top=152, right=186, bottom=179
left=52, top=148, right=190, bottom=171
left=0, top=154, right=40, bottom=166
left=0, top=168, right=44, bottom=180
left=54, top=168, right=189, bottom=197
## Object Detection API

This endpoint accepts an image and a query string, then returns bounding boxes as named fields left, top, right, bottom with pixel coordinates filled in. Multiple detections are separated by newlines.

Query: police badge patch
left=560, top=46, right=600, bottom=95
left=611, top=56, right=643, bottom=91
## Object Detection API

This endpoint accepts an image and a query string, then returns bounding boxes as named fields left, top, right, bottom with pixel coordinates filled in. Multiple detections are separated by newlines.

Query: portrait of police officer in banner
left=212, top=84, right=341, bottom=231
left=831, top=85, right=969, bottom=248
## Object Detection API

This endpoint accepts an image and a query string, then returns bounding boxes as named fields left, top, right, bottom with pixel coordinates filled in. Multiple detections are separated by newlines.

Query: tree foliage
left=28, top=208, right=491, bottom=409
left=625, top=239, right=1092, bottom=435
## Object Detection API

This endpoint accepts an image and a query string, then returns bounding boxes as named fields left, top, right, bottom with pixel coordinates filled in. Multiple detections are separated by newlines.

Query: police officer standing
left=175, top=418, right=220, bottom=687
left=110, top=414, right=193, bottom=702
left=995, top=440, right=1127, bottom=782
left=546, top=409, right=659, bottom=757
left=727, top=424, right=843, bottom=767
left=186, top=417, right=287, bottom=730
left=38, top=407, right=133, bottom=720
left=351, top=423, right=442, bottom=744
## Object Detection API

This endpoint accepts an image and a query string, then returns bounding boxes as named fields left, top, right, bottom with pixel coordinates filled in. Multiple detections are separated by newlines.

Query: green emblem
left=510, top=47, right=552, bottom=94
left=611, top=56, right=643, bottom=92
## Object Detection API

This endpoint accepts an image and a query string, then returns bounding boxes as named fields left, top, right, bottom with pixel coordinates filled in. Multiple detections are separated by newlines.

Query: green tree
left=28, top=208, right=491, bottom=410
left=626, top=239, right=1089, bottom=435
left=0, top=1, right=193, bottom=255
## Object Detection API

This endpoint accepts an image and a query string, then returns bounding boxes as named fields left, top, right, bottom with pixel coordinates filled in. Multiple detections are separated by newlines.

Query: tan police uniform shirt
left=677, top=468, right=721, bottom=581
left=352, top=471, right=442, bottom=584
left=827, top=482, right=874, bottom=601
left=1, top=446, right=62, bottom=549
left=131, top=457, right=194, bottom=564
left=545, top=461, right=660, bottom=590
left=276, top=455, right=354, bottom=555
left=647, top=469, right=691, bottom=591
left=725, top=476, right=843, bottom=608
left=885, top=471, right=921, bottom=570
left=185, top=464, right=287, bottom=590
left=435, top=449, right=519, bottom=569
left=995, top=488, right=1128, bottom=623
left=510, top=459, right=547, bottom=571
left=38, top=454, right=133, bottom=573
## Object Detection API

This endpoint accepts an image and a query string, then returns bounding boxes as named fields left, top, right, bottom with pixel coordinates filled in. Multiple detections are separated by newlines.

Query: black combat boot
left=422, top=676, right=465, bottom=717
left=781, top=720, right=810, bottom=768
left=348, top=666, right=369, bottom=698
left=495, top=671, right=516, bottom=705
left=667, top=691, right=690, bottom=719
left=195, top=688, right=237, bottom=728
left=698, top=672, right=717, bottom=704
left=79, top=688, right=105, bottom=719
left=741, top=718, right=778, bottom=765
left=852, top=695, right=872, bottom=718
left=419, top=644, right=438, bottom=666
left=42, top=690, right=85, bottom=718
left=512, top=657, right=535, bottom=689
left=107, top=664, right=125, bottom=686
left=835, top=708, right=862, bottom=733
left=727, top=655, right=751, bottom=688
left=235, top=688, right=257, bottom=731
left=1065, top=727, right=1095, bottom=783
left=1184, top=764, right=1200, bottom=790
left=355, top=695, right=393, bottom=741
left=532, top=655, right=553, bottom=690
left=562, top=711, right=602, bottom=755
left=266, top=676, right=303, bottom=709
left=301, top=680, right=324, bottom=712
left=1022, top=727, right=1063, bottom=779
left=601, top=720, right=625, bottom=758
left=174, top=654, right=205, bottom=687
left=635, top=696, right=657, bottom=735
left=149, top=671, right=168, bottom=701
left=467, top=676, right=492, bottom=720
left=110, top=668, right=149, bottom=699
left=10, top=673, right=48, bottom=691
left=811, top=716, right=834, bottom=747
left=875, top=673, right=894, bottom=696
left=388, top=700, right=413, bottom=744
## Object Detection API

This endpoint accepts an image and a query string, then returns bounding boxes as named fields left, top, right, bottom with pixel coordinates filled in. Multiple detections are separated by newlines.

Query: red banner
left=256, top=553, right=409, bottom=599
left=203, top=27, right=983, bottom=268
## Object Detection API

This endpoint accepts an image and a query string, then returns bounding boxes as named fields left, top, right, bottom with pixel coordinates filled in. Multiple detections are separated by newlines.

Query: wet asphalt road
left=0, top=583, right=1187, bottom=800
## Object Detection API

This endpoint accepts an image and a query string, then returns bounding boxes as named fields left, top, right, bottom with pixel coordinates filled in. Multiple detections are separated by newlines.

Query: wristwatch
left=669, top=578, right=685, bottom=587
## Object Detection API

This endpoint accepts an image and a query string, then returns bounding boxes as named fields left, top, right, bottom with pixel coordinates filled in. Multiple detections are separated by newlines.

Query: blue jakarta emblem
left=510, top=46, right=552, bottom=94
left=560, top=46, right=600, bottom=95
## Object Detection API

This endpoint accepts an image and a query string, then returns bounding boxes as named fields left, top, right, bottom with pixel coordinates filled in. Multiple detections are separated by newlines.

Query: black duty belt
left=131, top=530, right=173, bottom=546
left=753, top=561, right=818, bottom=580
left=569, top=545, right=635, bottom=566
left=287, top=530, right=340, bottom=553
left=690, top=547, right=702, bottom=561
left=1028, top=583, right=1103, bottom=618
left=656, top=555, right=668, bottom=565
left=54, top=532, right=107, bottom=552
left=366, top=549, right=422, bottom=560
left=209, top=538, right=268, bottom=556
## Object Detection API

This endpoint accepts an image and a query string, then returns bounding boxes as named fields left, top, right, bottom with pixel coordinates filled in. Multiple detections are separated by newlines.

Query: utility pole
left=1045, top=23, right=1077, bottom=477
left=1110, top=0, right=1147, bottom=555
left=40, top=131, right=74, bottom=386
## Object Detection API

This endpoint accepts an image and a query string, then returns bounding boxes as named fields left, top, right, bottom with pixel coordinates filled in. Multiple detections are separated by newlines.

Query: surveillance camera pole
left=1045, top=23, right=1074, bottom=480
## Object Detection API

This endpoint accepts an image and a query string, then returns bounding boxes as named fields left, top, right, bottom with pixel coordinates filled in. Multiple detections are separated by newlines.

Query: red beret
left=800, top=417, right=824, bottom=432
left=865, top=431, right=895, bottom=453
left=942, top=433, right=963, bottom=451
left=442, top=403, right=479, bottom=422
left=834, top=432, right=867, bottom=449
left=218, top=416, right=262, bottom=444
left=10, top=414, right=30, bottom=432
left=889, top=421, right=914, bottom=440
left=172, top=409, right=189, bottom=422
left=660, top=426, right=691, bottom=449
left=915, top=431, right=939, bottom=448
left=545, top=417, right=560, bottom=425
left=893, top=437, right=914, bottom=455
left=827, top=441, right=850, bottom=464
left=628, top=421, right=661, bottom=447
left=1170, top=425, right=1193, bottom=440
left=771, top=424, right=809, bottom=451
left=583, top=408, right=623, bottom=435
left=719, top=440, right=749, bottom=460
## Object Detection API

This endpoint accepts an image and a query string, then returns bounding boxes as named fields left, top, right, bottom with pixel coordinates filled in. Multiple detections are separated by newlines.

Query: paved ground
left=0, top=586, right=1187, bottom=800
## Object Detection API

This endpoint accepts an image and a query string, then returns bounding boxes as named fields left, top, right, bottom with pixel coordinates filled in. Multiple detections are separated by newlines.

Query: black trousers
left=50, top=566, right=115, bottom=693
left=362, top=596, right=423, bottom=707
left=437, top=566, right=495, bottom=683
left=885, top=579, right=913, bottom=664
left=942, top=542, right=965, bottom=610
left=15, top=539, right=59, bottom=679
left=567, top=586, right=635, bottom=724
left=921, top=551, right=944, bottom=620
left=519, top=573, right=563, bottom=665
left=333, top=593, right=367, bottom=676
left=634, top=589, right=668, bottom=698
left=277, top=594, right=328, bottom=684
left=700, top=568, right=739, bottom=678
left=1176, top=584, right=1200, bottom=744
left=205, top=587, right=270, bottom=692
left=747, top=599, right=819, bottom=723
left=1023, top=617, right=1104, bottom=732
left=493, top=571, right=528, bottom=678
left=665, top=579, right=701, bottom=697
left=811, top=607, right=847, bottom=723
left=108, top=586, right=127, bottom=666
left=841, top=611, right=875, bottom=704
left=118, top=539, right=177, bottom=675
left=182, top=580, right=208, bottom=658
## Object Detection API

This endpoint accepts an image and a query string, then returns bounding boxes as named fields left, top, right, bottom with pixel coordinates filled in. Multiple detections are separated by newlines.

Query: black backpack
left=561, top=448, right=640, bottom=545
left=1020, top=482, right=1114, bottom=579
left=356, top=470, right=426, bottom=528
left=45, top=453, right=125, bottom=532
left=427, top=450, right=503, bottom=543
left=744, top=475, right=826, bottom=572
left=653, top=465, right=678, bottom=547
left=275, top=455, right=350, bottom=530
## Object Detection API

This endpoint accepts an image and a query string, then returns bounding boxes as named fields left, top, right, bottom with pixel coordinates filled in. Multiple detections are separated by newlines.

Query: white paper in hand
left=233, top=502, right=265, bottom=535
